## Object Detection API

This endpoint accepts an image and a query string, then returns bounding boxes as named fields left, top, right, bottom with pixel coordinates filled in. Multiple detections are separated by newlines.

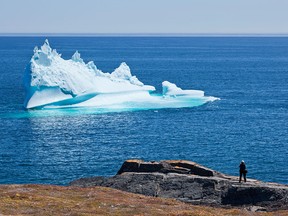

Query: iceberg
left=23, top=40, right=218, bottom=111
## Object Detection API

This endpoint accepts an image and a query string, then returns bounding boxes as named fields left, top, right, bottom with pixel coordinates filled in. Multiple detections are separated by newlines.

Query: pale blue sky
left=0, top=0, right=287, bottom=34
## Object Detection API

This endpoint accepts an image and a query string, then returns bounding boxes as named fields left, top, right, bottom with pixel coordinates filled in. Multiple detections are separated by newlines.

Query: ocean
left=0, top=36, right=287, bottom=185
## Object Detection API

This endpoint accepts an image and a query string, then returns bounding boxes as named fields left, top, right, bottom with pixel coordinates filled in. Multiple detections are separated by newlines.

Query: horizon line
left=1, top=33, right=288, bottom=37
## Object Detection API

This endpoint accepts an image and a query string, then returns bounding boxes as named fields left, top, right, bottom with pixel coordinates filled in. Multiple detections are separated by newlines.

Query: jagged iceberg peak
left=111, top=62, right=144, bottom=86
left=41, top=39, right=52, bottom=54
left=32, top=39, right=60, bottom=67
left=24, top=40, right=155, bottom=109
left=72, top=50, right=84, bottom=63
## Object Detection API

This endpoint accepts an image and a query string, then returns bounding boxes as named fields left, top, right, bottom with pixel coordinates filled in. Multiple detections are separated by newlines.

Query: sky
left=0, top=0, right=288, bottom=34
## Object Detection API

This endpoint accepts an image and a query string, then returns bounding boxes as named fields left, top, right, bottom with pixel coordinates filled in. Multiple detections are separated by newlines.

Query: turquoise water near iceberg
left=0, top=37, right=287, bottom=185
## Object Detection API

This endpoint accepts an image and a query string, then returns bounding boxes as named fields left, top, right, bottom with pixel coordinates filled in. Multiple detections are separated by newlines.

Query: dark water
left=0, top=37, right=287, bottom=185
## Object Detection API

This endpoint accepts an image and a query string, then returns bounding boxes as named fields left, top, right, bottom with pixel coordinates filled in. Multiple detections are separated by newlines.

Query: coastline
left=70, top=160, right=288, bottom=212
left=0, top=159, right=287, bottom=215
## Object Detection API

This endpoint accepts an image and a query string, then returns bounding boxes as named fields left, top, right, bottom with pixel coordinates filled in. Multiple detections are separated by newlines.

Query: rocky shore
left=70, top=159, right=288, bottom=212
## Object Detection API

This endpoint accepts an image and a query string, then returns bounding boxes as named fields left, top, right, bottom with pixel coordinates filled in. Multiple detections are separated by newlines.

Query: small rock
left=246, top=206, right=267, bottom=212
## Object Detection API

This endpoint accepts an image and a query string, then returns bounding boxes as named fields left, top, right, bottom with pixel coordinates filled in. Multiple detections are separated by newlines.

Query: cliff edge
left=70, top=159, right=288, bottom=211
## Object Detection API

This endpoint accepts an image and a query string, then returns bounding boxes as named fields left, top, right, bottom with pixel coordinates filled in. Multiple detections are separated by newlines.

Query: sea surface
left=0, top=36, right=287, bottom=185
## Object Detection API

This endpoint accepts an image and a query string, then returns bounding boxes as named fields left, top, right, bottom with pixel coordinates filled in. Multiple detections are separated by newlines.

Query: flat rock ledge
left=70, top=159, right=288, bottom=211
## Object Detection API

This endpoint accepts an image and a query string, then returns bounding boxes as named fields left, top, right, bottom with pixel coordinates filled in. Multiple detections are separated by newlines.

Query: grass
left=0, top=184, right=287, bottom=216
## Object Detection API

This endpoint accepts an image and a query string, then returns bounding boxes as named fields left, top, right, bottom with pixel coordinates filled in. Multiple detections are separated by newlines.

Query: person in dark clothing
left=239, top=160, right=247, bottom=182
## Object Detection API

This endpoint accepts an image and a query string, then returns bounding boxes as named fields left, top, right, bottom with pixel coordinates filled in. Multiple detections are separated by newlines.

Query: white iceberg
left=23, top=40, right=218, bottom=111
left=162, top=81, right=204, bottom=97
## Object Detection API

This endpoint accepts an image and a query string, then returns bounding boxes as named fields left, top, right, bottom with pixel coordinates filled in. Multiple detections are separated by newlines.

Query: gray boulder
left=70, top=160, right=288, bottom=211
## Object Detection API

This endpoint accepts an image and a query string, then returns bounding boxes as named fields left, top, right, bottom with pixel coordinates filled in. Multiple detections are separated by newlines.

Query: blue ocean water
left=0, top=37, right=287, bottom=185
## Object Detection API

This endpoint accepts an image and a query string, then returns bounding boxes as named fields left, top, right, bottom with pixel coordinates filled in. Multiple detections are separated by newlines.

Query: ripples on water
left=0, top=37, right=287, bottom=185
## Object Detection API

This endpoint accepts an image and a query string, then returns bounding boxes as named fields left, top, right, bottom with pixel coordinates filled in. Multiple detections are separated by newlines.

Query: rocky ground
left=0, top=184, right=287, bottom=216
left=71, top=159, right=288, bottom=212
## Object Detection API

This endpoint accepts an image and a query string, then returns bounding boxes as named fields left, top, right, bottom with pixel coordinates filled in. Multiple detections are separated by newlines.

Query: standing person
left=239, top=160, right=247, bottom=182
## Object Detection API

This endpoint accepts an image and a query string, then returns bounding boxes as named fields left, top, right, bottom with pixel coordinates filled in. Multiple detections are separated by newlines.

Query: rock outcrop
left=70, top=160, right=288, bottom=211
